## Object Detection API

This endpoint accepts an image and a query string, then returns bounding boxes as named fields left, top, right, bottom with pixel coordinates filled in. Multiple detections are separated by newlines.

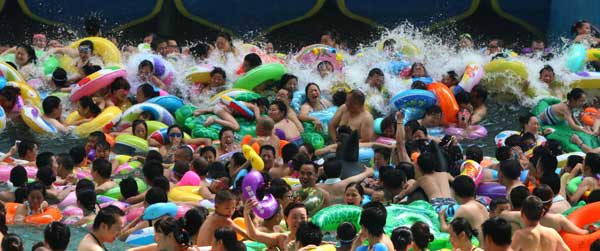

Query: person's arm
left=438, top=208, right=450, bottom=232
left=13, top=204, right=27, bottom=224
left=569, top=178, right=591, bottom=203
left=360, top=114, right=375, bottom=142
left=351, top=228, right=368, bottom=251
left=299, top=104, right=323, bottom=132
left=288, top=112, right=304, bottom=133
left=314, top=144, right=337, bottom=156
left=150, top=76, right=166, bottom=89
left=510, top=231, right=523, bottom=251
left=95, top=181, right=116, bottom=194
left=328, top=106, right=344, bottom=141
left=566, top=163, right=583, bottom=182
left=394, top=111, right=410, bottom=163
left=393, top=179, right=418, bottom=203
left=57, top=186, right=75, bottom=201
left=184, top=138, right=212, bottom=146
left=243, top=200, right=283, bottom=248
left=199, top=186, right=215, bottom=200
left=559, top=214, right=588, bottom=235
left=0, top=144, right=17, bottom=163
left=562, top=107, right=593, bottom=134
left=0, top=47, right=15, bottom=56
left=340, top=168, right=374, bottom=187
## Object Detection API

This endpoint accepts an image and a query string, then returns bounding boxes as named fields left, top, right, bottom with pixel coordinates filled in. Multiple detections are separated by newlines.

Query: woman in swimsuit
left=13, top=181, right=49, bottom=224
left=299, top=83, right=332, bottom=132
left=449, top=217, right=484, bottom=251
left=269, top=100, right=302, bottom=144
left=538, top=88, right=593, bottom=134
left=105, top=77, right=132, bottom=111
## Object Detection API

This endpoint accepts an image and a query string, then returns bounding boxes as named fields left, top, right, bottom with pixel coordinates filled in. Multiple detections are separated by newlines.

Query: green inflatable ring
left=301, top=132, right=325, bottom=149
left=244, top=241, right=267, bottom=251
left=294, top=187, right=325, bottom=216
left=192, top=126, right=219, bottom=140
left=312, top=204, right=362, bottom=231
left=234, top=92, right=261, bottom=102
left=146, top=120, right=168, bottom=135
left=185, top=115, right=222, bottom=132
left=2, top=50, right=59, bottom=76
left=567, top=176, right=583, bottom=195
left=102, top=177, right=148, bottom=199
left=115, top=135, right=149, bottom=154
left=175, top=105, right=198, bottom=126
left=233, top=63, right=286, bottom=90
left=238, top=120, right=257, bottom=138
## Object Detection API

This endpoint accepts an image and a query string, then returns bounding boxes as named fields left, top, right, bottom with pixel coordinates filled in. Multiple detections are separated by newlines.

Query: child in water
left=137, top=59, right=166, bottom=89
left=13, top=181, right=50, bottom=224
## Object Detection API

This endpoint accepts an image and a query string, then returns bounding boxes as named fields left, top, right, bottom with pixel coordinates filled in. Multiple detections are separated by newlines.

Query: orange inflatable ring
left=104, top=133, right=115, bottom=148
left=560, top=201, right=600, bottom=251
left=241, top=135, right=289, bottom=157
left=582, top=107, right=599, bottom=127
left=426, top=82, right=459, bottom=125
left=232, top=217, right=247, bottom=240
left=5, top=202, right=63, bottom=225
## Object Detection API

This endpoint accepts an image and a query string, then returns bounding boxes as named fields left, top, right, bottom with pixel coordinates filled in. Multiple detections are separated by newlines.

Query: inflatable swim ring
left=6, top=81, right=42, bottom=109
left=561, top=201, right=600, bottom=251
left=114, top=135, right=149, bottom=155
left=70, top=67, right=127, bottom=102
left=70, top=37, right=122, bottom=66
left=0, top=165, right=37, bottom=181
left=312, top=204, right=362, bottom=231
left=20, top=105, right=57, bottom=134
left=570, top=71, right=600, bottom=89
left=444, top=125, right=487, bottom=140
left=168, top=186, right=203, bottom=202
left=126, top=227, right=154, bottom=245
left=149, top=127, right=191, bottom=145
left=460, top=160, right=483, bottom=186
left=390, top=89, right=437, bottom=110
left=146, top=95, right=184, bottom=114
left=296, top=44, right=344, bottom=71
left=220, top=95, right=255, bottom=119
left=102, top=177, right=147, bottom=199
left=476, top=182, right=506, bottom=199
left=5, top=202, right=62, bottom=225
left=185, top=64, right=213, bottom=84
left=127, top=53, right=175, bottom=86
left=143, top=202, right=178, bottom=220
left=566, top=44, right=587, bottom=73
left=208, top=89, right=261, bottom=103
left=376, top=38, right=421, bottom=57
left=117, top=103, right=175, bottom=131
left=233, top=63, right=286, bottom=91
left=0, top=62, right=25, bottom=82
left=455, top=63, right=485, bottom=94
left=427, top=82, right=459, bottom=125
left=73, top=106, right=122, bottom=137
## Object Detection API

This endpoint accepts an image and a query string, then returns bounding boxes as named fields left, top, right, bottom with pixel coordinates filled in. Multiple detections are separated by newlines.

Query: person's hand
left=193, top=109, right=203, bottom=116
left=396, top=110, right=405, bottom=122
left=244, top=199, right=258, bottom=215
left=438, top=208, right=447, bottom=221
left=7, top=144, right=17, bottom=156
left=40, top=201, right=49, bottom=212
left=313, top=119, right=323, bottom=132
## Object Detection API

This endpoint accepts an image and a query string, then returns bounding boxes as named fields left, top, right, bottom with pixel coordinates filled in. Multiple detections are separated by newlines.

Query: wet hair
left=17, top=140, right=35, bottom=159
left=0, top=204, right=6, bottom=235
left=495, top=146, right=511, bottom=161
left=191, top=157, right=209, bottom=176
left=278, top=74, right=298, bottom=90
left=36, top=166, right=56, bottom=187
left=17, top=44, right=37, bottom=64
left=243, top=53, right=262, bottom=69
left=189, top=43, right=210, bottom=59
left=77, top=189, right=98, bottom=212
left=138, top=60, right=154, bottom=72
left=471, top=85, right=488, bottom=102
left=359, top=202, right=386, bottom=236
left=538, top=151, right=558, bottom=177
left=210, top=67, right=226, bottom=79
left=532, top=184, right=554, bottom=215
left=92, top=159, right=111, bottom=179
left=567, top=88, right=585, bottom=102
left=391, top=226, right=412, bottom=251
left=539, top=65, right=554, bottom=75
left=374, top=147, right=391, bottom=163
left=82, top=64, right=101, bottom=76
left=216, top=32, right=233, bottom=43
left=567, top=155, right=584, bottom=169
left=544, top=139, right=563, bottom=156
left=504, top=135, right=522, bottom=148
left=1, top=233, right=24, bottom=251
left=331, top=89, right=347, bottom=107
left=110, top=77, right=131, bottom=93
left=337, top=222, right=357, bottom=243
left=173, top=160, right=189, bottom=179
left=453, top=175, right=476, bottom=198
left=417, top=152, right=438, bottom=174
left=270, top=100, right=288, bottom=118
left=80, top=40, right=95, bottom=52
left=490, top=197, right=510, bottom=211
left=89, top=131, right=106, bottom=143
left=42, top=96, right=61, bottom=114
left=585, top=152, right=600, bottom=174
left=150, top=37, right=166, bottom=51
left=450, top=217, right=478, bottom=240
left=259, top=145, right=276, bottom=159
left=176, top=146, right=194, bottom=163
left=304, top=82, right=320, bottom=95
left=500, top=159, right=521, bottom=180
left=92, top=205, right=124, bottom=230
left=137, top=84, right=159, bottom=100
left=411, top=80, right=427, bottom=90
left=380, top=167, right=406, bottom=190
left=424, top=105, right=442, bottom=116
left=323, top=158, right=342, bottom=178
left=152, top=175, right=171, bottom=193
left=454, top=91, right=471, bottom=105
left=179, top=207, right=207, bottom=236
left=119, top=176, right=139, bottom=199
left=410, top=62, right=428, bottom=77
left=131, top=120, right=148, bottom=138
left=510, top=186, right=530, bottom=209
left=465, top=146, right=483, bottom=162
left=76, top=179, right=95, bottom=193
left=321, top=30, right=338, bottom=42
left=348, top=89, right=366, bottom=106
left=36, top=152, right=55, bottom=170
left=368, top=68, right=384, bottom=78
left=540, top=173, right=560, bottom=196
left=587, top=189, right=600, bottom=203
left=200, top=146, right=217, bottom=157
left=57, top=153, right=74, bottom=172
left=482, top=217, right=511, bottom=246
left=383, top=39, right=396, bottom=50
left=79, top=96, right=101, bottom=116
left=215, top=190, right=235, bottom=204
left=26, top=181, right=46, bottom=199
left=571, top=20, right=590, bottom=35
left=284, top=202, right=306, bottom=218
left=518, top=112, right=537, bottom=132
left=214, top=227, right=245, bottom=251
left=396, top=162, right=415, bottom=180
left=145, top=187, right=168, bottom=205
left=296, top=222, right=323, bottom=247
left=84, top=16, right=102, bottom=36
left=0, top=86, right=21, bottom=109
left=219, top=127, right=234, bottom=140
left=10, top=165, right=27, bottom=187
left=281, top=143, right=299, bottom=164
left=522, top=195, right=544, bottom=221
left=146, top=150, right=163, bottom=163
left=155, top=216, right=192, bottom=247
left=411, top=222, right=434, bottom=250
left=143, top=160, right=164, bottom=183
left=268, top=178, right=292, bottom=200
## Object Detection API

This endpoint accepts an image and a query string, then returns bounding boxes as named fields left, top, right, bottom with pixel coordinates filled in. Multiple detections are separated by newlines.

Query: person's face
left=488, top=40, right=500, bottom=52
left=344, top=187, right=362, bottom=206
left=412, top=64, right=426, bottom=77
left=285, top=207, right=308, bottom=232
left=442, top=75, right=453, bottom=87
left=491, top=203, right=511, bottom=217
left=540, top=70, right=554, bottom=84
left=134, top=123, right=147, bottom=139
left=578, top=22, right=592, bottom=35
left=423, top=113, right=442, bottom=126
left=157, top=42, right=168, bottom=57
left=299, top=164, right=317, bottom=188
left=78, top=46, right=92, bottom=60
left=0, top=96, right=11, bottom=111
left=215, top=199, right=236, bottom=218
left=368, top=74, right=384, bottom=89
left=15, top=47, right=30, bottom=66
left=138, top=65, right=153, bottom=79
left=102, top=216, right=124, bottom=243
left=210, top=73, right=225, bottom=87
left=318, top=63, right=333, bottom=78
left=320, top=35, right=334, bottom=47
left=27, top=190, right=44, bottom=210
left=209, top=177, right=229, bottom=193
left=265, top=42, right=274, bottom=54
left=168, top=128, right=182, bottom=145
left=574, top=94, right=587, bottom=108
left=115, top=88, right=129, bottom=100
left=525, top=116, right=540, bottom=135
left=216, top=36, right=231, bottom=51
left=95, top=146, right=109, bottom=160
left=448, top=226, right=465, bottom=248
left=202, top=151, right=215, bottom=163
left=459, top=38, right=473, bottom=49
left=47, top=40, right=62, bottom=48
left=167, top=40, right=178, bottom=54
left=78, top=102, right=90, bottom=118
left=307, top=85, right=320, bottom=101
left=85, top=136, right=99, bottom=153
left=276, top=89, right=290, bottom=103
left=284, top=78, right=298, bottom=92
left=220, top=130, right=234, bottom=146
left=382, top=124, right=395, bottom=138
left=281, top=190, right=293, bottom=210
left=412, top=130, right=426, bottom=140
left=143, top=35, right=153, bottom=44
left=33, top=37, right=46, bottom=49
left=268, top=104, right=284, bottom=121
left=532, top=41, right=545, bottom=52
left=374, top=152, right=387, bottom=167
left=260, top=150, right=275, bottom=169
left=154, top=229, right=171, bottom=249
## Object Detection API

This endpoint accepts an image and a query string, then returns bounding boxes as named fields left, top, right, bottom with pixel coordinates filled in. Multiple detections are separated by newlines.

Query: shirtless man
left=510, top=196, right=570, bottom=251
left=275, top=88, right=304, bottom=133
left=470, top=85, right=488, bottom=124
left=246, top=117, right=282, bottom=155
left=296, top=161, right=330, bottom=216
left=394, top=152, right=454, bottom=204
left=197, top=190, right=248, bottom=246
left=498, top=159, right=524, bottom=199
left=41, top=96, right=70, bottom=133
left=216, top=127, right=239, bottom=158
left=316, top=159, right=373, bottom=204
left=439, top=175, right=489, bottom=243
left=78, top=206, right=124, bottom=251
left=91, top=159, right=117, bottom=194
left=329, top=90, right=374, bottom=142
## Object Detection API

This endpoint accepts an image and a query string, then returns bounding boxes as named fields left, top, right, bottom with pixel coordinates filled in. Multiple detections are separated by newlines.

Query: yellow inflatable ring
left=376, top=37, right=421, bottom=57
left=21, top=105, right=57, bottom=134
left=0, top=62, right=25, bottom=82
left=73, top=106, right=122, bottom=137
left=168, top=186, right=204, bottom=202
left=70, top=37, right=122, bottom=66
left=6, top=81, right=42, bottom=109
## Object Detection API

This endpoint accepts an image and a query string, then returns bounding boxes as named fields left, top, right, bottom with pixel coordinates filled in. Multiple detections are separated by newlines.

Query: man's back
left=419, top=172, right=452, bottom=199
left=77, top=234, right=103, bottom=251
left=511, top=224, right=570, bottom=251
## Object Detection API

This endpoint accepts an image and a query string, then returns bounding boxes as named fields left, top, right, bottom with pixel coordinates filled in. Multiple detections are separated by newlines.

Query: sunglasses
left=169, top=133, right=182, bottom=138
left=78, top=46, right=91, bottom=53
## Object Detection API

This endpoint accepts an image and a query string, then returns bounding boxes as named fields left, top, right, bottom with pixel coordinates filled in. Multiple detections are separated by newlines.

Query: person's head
left=521, top=195, right=544, bottom=224
left=279, top=74, right=298, bottom=92
left=0, top=86, right=20, bottom=111
left=345, top=89, right=366, bottom=113
left=76, top=179, right=95, bottom=193
left=452, top=175, right=476, bottom=201
left=167, top=39, right=179, bottom=54
left=189, top=43, right=211, bottom=60
left=78, top=96, right=101, bottom=118
left=10, top=165, right=27, bottom=187
left=567, top=88, right=586, bottom=108
left=17, top=140, right=37, bottom=161
left=322, top=158, right=341, bottom=179
left=268, top=100, right=288, bottom=122
left=119, top=176, right=139, bottom=200
left=592, top=238, right=600, bottom=251
left=15, top=44, right=37, bottom=66
left=299, top=143, right=315, bottom=160
left=320, top=30, right=337, bottom=47
left=481, top=217, right=511, bottom=250
left=91, top=158, right=111, bottom=181
left=78, top=40, right=94, bottom=60
left=51, top=67, right=68, bottom=88
left=36, top=166, right=56, bottom=187
left=572, top=20, right=592, bottom=35
left=495, top=146, right=511, bottom=162
left=143, top=160, right=164, bottom=183
left=284, top=202, right=308, bottom=232
left=489, top=197, right=511, bottom=217
left=215, top=32, right=233, bottom=51
left=153, top=176, right=171, bottom=193
left=44, top=221, right=70, bottom=251
left=212, top=227, right=245, bottom=251
left=417, top=152, right=438, bottom=174
left=373, top=147, right=391, bottom=167
left=209, top=67, right=226, bottom=87
left=180, top=207, right=207, bottom=237
left=269, top=178, right=293, bottom=210
left=317, top=61, right=334, bottom=77
left=449, top=217, right=478, bottom=248
left=242, top=53, right=262, bottom=72
left=410, top=63, right=428, bottom=77
left=276, top=88, right=293, bottom=104
left=218, top=127, right=235, bottom=147
left=531, top=39, right=545, bottom=52
left=200, top=146, right=217, bottom=163
left=214, top=190, right=236, bottom=218
left=109, top=77, right=130, bottom=100
left=367, top=68, right=385, bottom=90
left=519, top=112, right=540, bottom=135
left=151, top=37, right=168, bottom=57
left=129, top=119, right=148, bottom=139
left=137, top=59, right=154, bottom=78
left=94, top=140, right=111, bottom=160
left=539, top=65, right=555, bottom=85
left=305, top=83, right=322, bottom=103
left=26, top=181, right=46, bottom=210
left=167, top=125, right=183, bottom=145
left=471, top=85, right=488, bottom=104
left=144, top=187, right=168, bottom=206
left=259, top=145, right=276, bottom=169
left=442, top=70, right=459, bottom=87
left=380, top=167, right=407, bottom=191
left=37, top=151, right=57, bottom=173
left=585, top=152, right=600, bottom=175
left=136, top=83, right=159, bottom=103
left=299, top=161, right=318, bottom=188
left=337, top=222, right=357, bottom=244
left=422, top=106, right=442, bottom=126
left=567, top=155, right=584, bottom=172
left=255, top=116, right=275, bottom=136
left=532, top=184, right=554, bottom=215
left=411, top=221, right=434, bottom=250
left=464, top=146, right=483, bottom=163
left=359, top=202, right=387, bottom=237
left=412, top=125, right=428, bottom=140
left=32, top=33, right=47, bottom=49
left=488, top=39, right=503, bottom=51
left=41, top=96, right=60, bottom=118
left=92, top=205, right=125, bottom=243
left=294, top=222, right=322, bottom=249
left=57, top=153, right=74, bottom=178
left=343, top=182, right=364, bottom=206
left=391, top=226, right=412, bottom=251
left=499, top=159, right=521, bottom=183
left=510, top=186, right=530, bottom=210
left=153, top=216, right=192, bottom=249
left=458, top=33, right=474, bottom=49
left=1, top=233, right=24, bottom=251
